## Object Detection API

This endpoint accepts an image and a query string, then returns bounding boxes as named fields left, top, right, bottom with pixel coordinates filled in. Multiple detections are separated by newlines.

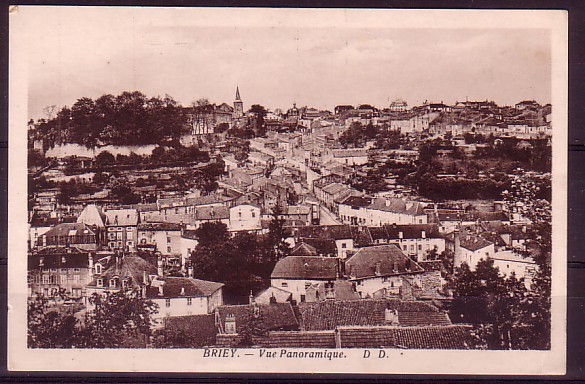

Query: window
left=165, top=299, right=171, bottom=307
left=97, top=278, right=104, bottom=287
left=251, top=211, right=256, bottom=218
left=50, top=268, right=57, bottom=272
left=187, top=298, right=192, bottom=306
left=281, top=282, right=288, bottom=288
left=402, top=245, right=407, bottom=251
left=49, top=275, right=57, bottom=285
left=74, top=268, right=80, bottom=272
left=42, top=275, right=49, bottom=284
left=300, top=294, right=306, bottom=302
left=305, top=282, right=311, bottom=289
left=59, top=275, right=67, bottom=284
left=341, top=243, right=347, bottom=249
left=109, top=278, right=117, bottom=288
left=60, top=268, right=67, bottom=273
left=418, top=245, right=422, bottom=251
left=238, top=212, right=242, bottom=218
left=167, top=237, right=171, bottom=243
left=127, top=232, right=133, bottom=240
left=117, top=227, right=122, bottom=231
left=73, top=275, right=80, bottom=284
left=126, top=227, right=132, bottom=231
left=127, top=241, right=134, bottom=247
left=167, top=246, right=172, bottom=253
left=95, top=264, right=102, bottom=274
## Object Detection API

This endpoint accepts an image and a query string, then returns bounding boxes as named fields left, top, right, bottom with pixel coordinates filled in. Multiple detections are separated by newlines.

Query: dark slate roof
left=271, top=256, right=338, bottom=280
left=28, top=248, right=90, bottom=269
left=89, top=255, right=156, bottom=287
left=297, top=237, right=338, bottom=256
left=345, top=245, right=424, bottom=279
left=339, top=195, right=372, bottom=208
left=147, top=277, right=224, bottom=299
left=163, top=314, right=217, bottom=348
left=368, top=198, right=426, bottom=216
left=383, top=224, right=442, bottom=240
left=181, top=230, right=198, bottom=240
left=336, top=325, right=476, bottom=349
left=453, top=233, right=493, bottom=252
left=137, top=222, right=183, bottom=231
left=293, top=225, right=353, bottom=240
left=298, top=299, right=448, bottom=331
left=216, top=303, right=299, bottom=332
left=43, top=223, right=96, bottom=238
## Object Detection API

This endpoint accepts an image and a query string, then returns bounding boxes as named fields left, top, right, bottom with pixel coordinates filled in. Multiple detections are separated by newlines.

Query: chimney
left=398, top=231, right=403, bottom=239
left=421, top=230, right=426, bottom=239
left=143, top=271, right=148, bottom=285
left=180, top=287, right=185, bottom=296
left=384, top=308, right=399, bottom=325
left=249, top=290, right=254, bottom=306
left=393, top=262, right=398, bottom=272
left=157, top=257, right=164, bottom=277
left=88, top=253, right=94, bottom=269
left=269, top=293, right=277, bottom=304
left=375, top=262, right=382, bottom=276
left=158, top=281, right=165, bottom=297
left=188, top=266, right=194, bottom=278
left=453, top=229, right=462, bottom=270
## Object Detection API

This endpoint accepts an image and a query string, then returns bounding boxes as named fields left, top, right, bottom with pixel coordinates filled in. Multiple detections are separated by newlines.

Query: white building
left=147, top=274, right=224, bottom=324
left=338, top=196, right=427, bottom=226
left=229, top=204, right=262, bottom=232
left=270, top=256, right=339, bottom=302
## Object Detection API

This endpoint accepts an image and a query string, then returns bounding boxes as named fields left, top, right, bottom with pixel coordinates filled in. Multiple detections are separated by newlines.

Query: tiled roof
left=258, top=331, right=336, bottom=348
left=368, top=198, right=426, bottom=216
left=163, top=314, right=217, bottom=347
left=345, top=245, right=424, bottom=279
left=271, top=256, right=338, bottom=280
left=290, top=242, right=318, bottom=256
left=459, top=233, right=493, bottom=252
left=194, top=206, right=230, bottom=220
left=148, top=277, right=223, bottom=299
left=336, top=325, right=476, bottom=349
left=216, top=303, right=299, bottom=332
left=298, top=299, right=447, bottom=331
left=104, top=209, right=139, bottom=226
left=417, top=260, right=443, bottom=272
left=339, top=195, right=373, bottom=208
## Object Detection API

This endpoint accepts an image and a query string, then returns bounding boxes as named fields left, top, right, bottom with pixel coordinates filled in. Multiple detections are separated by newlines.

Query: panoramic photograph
left=21, top=7, right=555, bottom=355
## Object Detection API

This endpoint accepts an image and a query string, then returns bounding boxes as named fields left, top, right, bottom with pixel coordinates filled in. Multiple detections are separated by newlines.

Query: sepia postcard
left=8, top=6, right=567, bottom=374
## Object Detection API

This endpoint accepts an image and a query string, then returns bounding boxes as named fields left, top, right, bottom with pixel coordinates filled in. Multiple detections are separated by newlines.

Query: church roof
left=235, top=86, right=242, bottom=101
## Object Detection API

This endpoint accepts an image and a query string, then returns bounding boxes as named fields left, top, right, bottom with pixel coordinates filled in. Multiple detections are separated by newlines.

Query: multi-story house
left=338, top=196, right=427, bottom=226
left=28, top=247, right=94, bottom=298
left=36, top=222, right=99, bottom=251
left=137, top=222, right=183, bottom=256
left=369, top=224, right=446, bottom=261
left=104, top=208, right=139, bottom=251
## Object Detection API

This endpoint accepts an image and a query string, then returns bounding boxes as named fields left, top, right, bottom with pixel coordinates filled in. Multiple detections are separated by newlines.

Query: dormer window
left=95, top=264, right=102, bottom=274
left=97, top=278, right=104, bottom=287
left=109, top=278, right=118, bottom=288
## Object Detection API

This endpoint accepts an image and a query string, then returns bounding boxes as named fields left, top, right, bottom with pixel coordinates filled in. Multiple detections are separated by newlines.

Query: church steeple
left=233, top=86, right=244, bottom=118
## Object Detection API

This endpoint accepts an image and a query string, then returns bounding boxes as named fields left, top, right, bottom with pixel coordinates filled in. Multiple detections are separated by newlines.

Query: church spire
left=235, top=86, right=241, bottom=101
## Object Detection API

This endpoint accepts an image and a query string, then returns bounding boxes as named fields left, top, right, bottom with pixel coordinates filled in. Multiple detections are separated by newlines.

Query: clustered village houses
left=27, top=88, right=549, bottom=348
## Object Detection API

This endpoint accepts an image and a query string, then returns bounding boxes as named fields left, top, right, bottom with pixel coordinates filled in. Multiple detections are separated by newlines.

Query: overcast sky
left=15, top=7, right=552, bottom=119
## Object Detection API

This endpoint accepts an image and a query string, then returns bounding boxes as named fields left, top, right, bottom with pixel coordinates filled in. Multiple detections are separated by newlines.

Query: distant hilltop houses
left=26, top=87, right=549, bottom=349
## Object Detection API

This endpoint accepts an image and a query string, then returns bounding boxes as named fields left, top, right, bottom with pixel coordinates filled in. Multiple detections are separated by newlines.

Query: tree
left=266, top=205, right=291, bottom=261
left=76, top=289, right=158, bottom=348
left=248, top=104, right=268, bottom=137
left=108, top=176, right=140, bottom=204
left=448, top=259, right=549, bottom=350
left=95, top=151, right=116, bottom=167
left=28, top=291, right=78, bottom=348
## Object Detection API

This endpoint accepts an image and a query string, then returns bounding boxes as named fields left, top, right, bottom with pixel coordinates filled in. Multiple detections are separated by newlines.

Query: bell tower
left=233, top=86, right=244, bottom=118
